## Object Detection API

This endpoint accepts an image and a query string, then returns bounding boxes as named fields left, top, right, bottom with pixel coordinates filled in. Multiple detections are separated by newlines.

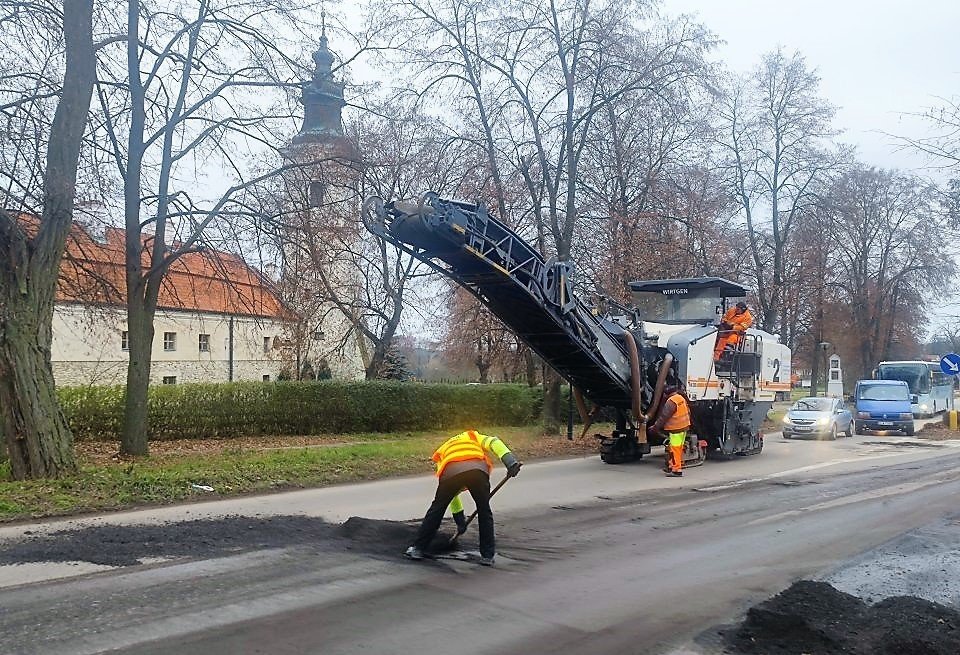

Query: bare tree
left=88, top=0, right=372, bottom=455
left=443, top=287, right=514, bottom=383
left=826, top=166, right=955, bottom=374
left=896, top=96, right=960, bottom=169
left=717, top=49, right=840, bottom=335
left=249, top=99, right=473, bottom=380
left=385, top=0, right=716, bottom=429
left=0, top=0, right=95, bottom=478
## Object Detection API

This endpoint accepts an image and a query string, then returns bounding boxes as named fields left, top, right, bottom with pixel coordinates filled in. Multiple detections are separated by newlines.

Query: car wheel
left=845, top=422, right=854, bottom=438
left=905, top=425, right=915, bottom=437
left=827, top=424, right=837, bottom=441
left=852, top=420, right=860, bottom=436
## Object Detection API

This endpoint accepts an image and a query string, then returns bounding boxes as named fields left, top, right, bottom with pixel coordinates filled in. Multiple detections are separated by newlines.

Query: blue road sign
left=941, top=353, right=960, bottom=376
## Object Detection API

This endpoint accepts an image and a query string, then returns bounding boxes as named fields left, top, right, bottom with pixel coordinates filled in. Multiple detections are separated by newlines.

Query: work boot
left=479, top=556, right=495, bottom=566
left=404, top=546, right=424, bottom=560
left=665, top=470, right=682, bottom=477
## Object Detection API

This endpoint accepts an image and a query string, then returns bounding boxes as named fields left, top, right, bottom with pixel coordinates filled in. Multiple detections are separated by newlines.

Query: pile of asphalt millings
left=724, top=580, right=960, bottom=655
left=0, top=515, right=461, bottom=567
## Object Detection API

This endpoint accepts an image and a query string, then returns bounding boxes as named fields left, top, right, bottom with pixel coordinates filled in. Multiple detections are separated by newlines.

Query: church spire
left=292, top=12, right=346, bottom=146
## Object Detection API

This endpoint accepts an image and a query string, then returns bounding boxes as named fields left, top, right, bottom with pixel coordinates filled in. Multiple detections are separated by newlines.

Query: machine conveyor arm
left=362, top=193, right=636, bottom=408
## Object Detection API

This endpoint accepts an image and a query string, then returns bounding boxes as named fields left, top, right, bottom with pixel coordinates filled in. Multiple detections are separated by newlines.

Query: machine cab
left=628, top=277, right=748, bottom=325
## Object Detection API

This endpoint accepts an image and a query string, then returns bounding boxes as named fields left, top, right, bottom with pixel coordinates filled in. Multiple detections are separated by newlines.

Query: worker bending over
left=405, top=430, right=522, bottom=566
left=649, top=383, right=692, bottom=477
left=714, top=301, right=753, bottom=361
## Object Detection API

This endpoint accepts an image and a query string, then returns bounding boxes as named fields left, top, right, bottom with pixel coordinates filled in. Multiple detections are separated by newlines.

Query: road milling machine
left=362, top=193, right=791, bottom=466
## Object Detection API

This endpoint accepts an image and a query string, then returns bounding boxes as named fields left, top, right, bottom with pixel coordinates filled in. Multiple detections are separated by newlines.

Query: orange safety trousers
left=667, top=431, right=687, bottom=473
left=713, top=331, right=742, bottom=361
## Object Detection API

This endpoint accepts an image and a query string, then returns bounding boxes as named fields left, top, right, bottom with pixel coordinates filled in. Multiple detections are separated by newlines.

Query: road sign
left=940, top=353, right=960, bottom=376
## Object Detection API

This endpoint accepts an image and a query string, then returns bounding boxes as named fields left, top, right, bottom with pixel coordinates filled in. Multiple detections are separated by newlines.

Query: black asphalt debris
left=0, top=515, right=459, bottom=567
left=724, top=580, right=960, bottom=654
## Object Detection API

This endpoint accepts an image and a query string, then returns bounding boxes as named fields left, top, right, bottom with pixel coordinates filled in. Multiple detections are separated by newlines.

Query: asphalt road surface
left=2, top=429, right=960, bottom=655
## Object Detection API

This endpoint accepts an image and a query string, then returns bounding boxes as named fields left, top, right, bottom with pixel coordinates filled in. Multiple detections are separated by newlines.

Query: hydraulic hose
left=645, top=353, right=675, bottom=424
left=623, top=330, right=645, bottom=442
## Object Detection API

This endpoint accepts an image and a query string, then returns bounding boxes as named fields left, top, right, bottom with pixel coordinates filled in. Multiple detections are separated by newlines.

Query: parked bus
left=875, top=360, right=955, bottom=417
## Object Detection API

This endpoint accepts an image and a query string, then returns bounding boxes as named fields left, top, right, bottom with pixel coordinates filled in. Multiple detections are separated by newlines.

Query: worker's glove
left=719, top=322, right=732, bottom=330
left=501, top=452, right=523, bottom=478
left=453, top=510, right=468, bottom=534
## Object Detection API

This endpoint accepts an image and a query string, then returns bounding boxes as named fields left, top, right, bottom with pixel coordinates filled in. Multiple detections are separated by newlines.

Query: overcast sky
left=335, top=0, right=960, bottom=337
left=661, top=0, right=960, bottom=174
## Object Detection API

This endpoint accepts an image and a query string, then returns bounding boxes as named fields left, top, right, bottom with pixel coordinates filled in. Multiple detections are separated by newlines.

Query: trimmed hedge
left=58, top=381, right=543, bottom=440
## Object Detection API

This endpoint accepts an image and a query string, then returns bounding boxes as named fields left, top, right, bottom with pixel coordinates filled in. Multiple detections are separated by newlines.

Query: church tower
left=280, top=21, right=366, bottom=381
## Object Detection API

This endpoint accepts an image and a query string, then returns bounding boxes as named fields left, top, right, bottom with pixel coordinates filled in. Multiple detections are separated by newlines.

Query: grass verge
left=0, top=426, right=603, bottom=523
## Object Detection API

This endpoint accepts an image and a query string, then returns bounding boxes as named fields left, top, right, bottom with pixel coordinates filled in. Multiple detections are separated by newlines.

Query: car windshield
left=791, top=398, right=833, bottom=412
left=858, top=384, right=909, bottom=401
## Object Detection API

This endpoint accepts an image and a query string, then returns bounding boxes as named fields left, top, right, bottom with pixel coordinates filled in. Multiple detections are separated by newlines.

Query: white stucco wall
left=51, top=304, right=294, bottom=386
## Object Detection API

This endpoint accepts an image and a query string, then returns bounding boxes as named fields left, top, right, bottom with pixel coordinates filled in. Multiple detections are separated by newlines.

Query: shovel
left=448, top=473, right=511, bottom=545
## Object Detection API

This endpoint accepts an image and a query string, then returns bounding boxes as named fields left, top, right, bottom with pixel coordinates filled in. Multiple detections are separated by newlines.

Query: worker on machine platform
left=405, top=430, right=522, bottom=566
left=649, top=383, right=692, bottom=477
left=714, top=301, right=753, bottom=361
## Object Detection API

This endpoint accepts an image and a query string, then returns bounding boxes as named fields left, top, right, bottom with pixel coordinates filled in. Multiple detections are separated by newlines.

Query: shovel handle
left=450, top=473, right=511, bottom=542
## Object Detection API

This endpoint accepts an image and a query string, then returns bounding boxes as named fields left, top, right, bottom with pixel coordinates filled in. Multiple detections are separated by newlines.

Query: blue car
left=853, top=379, right=915, bottom=436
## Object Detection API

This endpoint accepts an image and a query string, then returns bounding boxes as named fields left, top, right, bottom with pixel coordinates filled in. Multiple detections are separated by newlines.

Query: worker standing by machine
left=405, top=430, right=522, bottom=566
left=714, top=301, right=753, bottom=361
left=649, top=383, right=692, bottom=477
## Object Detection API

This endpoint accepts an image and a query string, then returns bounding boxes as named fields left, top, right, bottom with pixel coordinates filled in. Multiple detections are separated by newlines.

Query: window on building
left=262, top=374, right=271, bottom=382
left=263, top=336, right=271, bottom=353
left=121, top=331, right=129, bottom=351
left=198, top=333, right=210, bottom=353
left=308, top=180, right=326, bottom=208
left=163, top=332, right=177, bottom=351
left=162, top=376, right=177, bottom=385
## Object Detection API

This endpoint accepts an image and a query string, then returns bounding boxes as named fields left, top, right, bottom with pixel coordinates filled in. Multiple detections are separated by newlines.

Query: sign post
left=942, top=354, right=960, bottom=431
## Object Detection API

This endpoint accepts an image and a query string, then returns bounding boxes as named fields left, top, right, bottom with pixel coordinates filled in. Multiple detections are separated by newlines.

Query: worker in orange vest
left=649, top=384, right=692, bottom=477
left=405, top=430, right=522, bottom=566
left=714, top=301, right=753, bottom=361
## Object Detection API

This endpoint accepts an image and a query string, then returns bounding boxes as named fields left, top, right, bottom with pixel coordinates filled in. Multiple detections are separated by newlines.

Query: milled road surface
left=2, top=432, right=960, bottom=655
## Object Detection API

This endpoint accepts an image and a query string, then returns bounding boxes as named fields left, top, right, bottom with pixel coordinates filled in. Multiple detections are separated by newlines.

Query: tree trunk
left=0, top=0, right=94, bottom=479
left=366, top=341, right=388, bottom=380
left=121, top=296, right=154, bottom=455
left=524, top=349, right=537, bottom=387
left=477, top=361, right=490, bottom=384
left=0, top=285, right=77, bottom=478
left=542, top=369, right=562, bottom=434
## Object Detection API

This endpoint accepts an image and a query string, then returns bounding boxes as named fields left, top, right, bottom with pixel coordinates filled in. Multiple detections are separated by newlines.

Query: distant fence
left=57, top=381, right=544, bottom=440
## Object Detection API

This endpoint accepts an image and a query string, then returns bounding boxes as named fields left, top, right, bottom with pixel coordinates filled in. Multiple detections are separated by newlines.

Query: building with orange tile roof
left=50, top=219, right=298, bottom=386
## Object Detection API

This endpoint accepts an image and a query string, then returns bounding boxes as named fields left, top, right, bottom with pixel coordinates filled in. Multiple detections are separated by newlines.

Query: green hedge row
left=57, top=381, right=543, bottom=440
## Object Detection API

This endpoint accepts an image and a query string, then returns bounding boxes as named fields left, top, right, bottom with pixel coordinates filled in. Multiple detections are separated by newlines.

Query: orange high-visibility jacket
left=662, top=393, right=692, bottom=432
left=721, top=307, right=753, bottom=334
